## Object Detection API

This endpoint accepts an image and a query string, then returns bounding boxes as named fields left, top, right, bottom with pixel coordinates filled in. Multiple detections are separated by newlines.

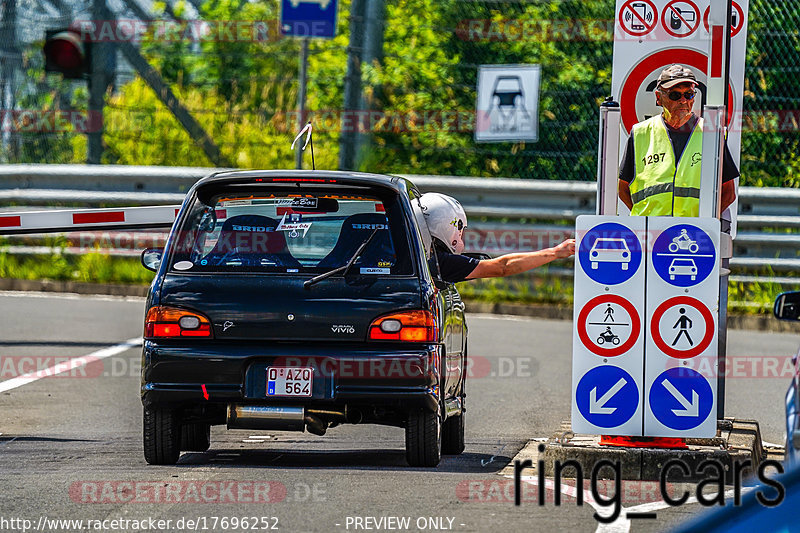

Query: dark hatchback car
left=140, top=170, right=468, bottom=467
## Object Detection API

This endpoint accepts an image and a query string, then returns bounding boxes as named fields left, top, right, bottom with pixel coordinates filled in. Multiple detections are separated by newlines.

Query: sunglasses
left=667, top=90, right=696, bottom=101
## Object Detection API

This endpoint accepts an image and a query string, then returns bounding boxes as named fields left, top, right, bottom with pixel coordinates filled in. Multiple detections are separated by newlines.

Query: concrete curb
left=502, top=419, right=775, bottom=482
left=0, top=278, right=149, bottom=297
left=0, top=279, right=791, bottom=332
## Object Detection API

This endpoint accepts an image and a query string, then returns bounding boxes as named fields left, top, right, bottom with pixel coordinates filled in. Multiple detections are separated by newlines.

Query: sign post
left=644, top=218, right=720, bottom=437
left=572, top=216, right=647, bottom=436
left=281, top=0, right=339, bottom=169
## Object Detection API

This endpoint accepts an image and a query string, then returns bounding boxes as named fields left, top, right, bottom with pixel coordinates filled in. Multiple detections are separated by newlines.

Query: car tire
left=180, top=422, right=211, bottom=452
left=405, top=408, right=442, bottom=467
left=143, top=406, right=181, bottom=465
left=442, top=412, right=465, bottom=455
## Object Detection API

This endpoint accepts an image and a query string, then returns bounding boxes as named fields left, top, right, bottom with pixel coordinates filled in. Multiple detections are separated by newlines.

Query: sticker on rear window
left=276, top=213, right=312, bottom=237
left=360, top=267, right=390, bottom=274
left=173, top=261, right=193, bottom=270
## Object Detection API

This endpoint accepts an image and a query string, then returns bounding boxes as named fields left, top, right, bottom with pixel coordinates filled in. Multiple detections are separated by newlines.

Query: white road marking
left=0, top=337, right=142, bottom=393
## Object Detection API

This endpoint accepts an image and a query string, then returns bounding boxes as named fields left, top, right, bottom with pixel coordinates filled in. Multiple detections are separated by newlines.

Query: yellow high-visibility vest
left=629, top=115, right=703, bottom=216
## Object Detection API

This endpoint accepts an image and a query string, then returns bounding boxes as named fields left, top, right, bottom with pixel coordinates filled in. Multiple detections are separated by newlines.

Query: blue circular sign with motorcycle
left=651, top=224, right=716, bottom=287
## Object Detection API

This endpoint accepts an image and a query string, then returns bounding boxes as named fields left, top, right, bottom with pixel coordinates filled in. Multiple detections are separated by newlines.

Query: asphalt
left=0, top=292, right=797, bottom=533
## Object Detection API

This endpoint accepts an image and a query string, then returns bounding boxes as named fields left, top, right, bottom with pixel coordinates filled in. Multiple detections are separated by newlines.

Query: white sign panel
left=475, top=65, right=541, bottom=143
left=643, top=217, right=720, bottom=437
left=572, top=215, right=647, bottom=436
left=611, top=0, right=749, bottom=234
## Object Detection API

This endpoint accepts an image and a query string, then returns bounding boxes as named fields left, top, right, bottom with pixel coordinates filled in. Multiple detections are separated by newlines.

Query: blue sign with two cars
left=651, top=224, right=716, bottom=287
left=576, top=365, right=639, bottom=428
left=281, top=0, right=339, bottom=38
left=578, top=222, right=642, bottom=285
left=649, top=368, right=713, bottom=430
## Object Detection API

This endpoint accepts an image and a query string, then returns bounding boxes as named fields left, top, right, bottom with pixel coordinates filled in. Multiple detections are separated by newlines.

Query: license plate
left=266, top=367, right=312, bottom=397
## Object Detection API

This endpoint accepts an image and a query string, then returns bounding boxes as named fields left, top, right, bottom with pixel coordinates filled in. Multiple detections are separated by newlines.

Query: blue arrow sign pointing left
left=576, top=366, right=639, bottom=428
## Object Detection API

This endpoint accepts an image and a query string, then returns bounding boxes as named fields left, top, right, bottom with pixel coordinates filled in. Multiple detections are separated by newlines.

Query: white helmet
left=419, top=193, right=467, bottom=254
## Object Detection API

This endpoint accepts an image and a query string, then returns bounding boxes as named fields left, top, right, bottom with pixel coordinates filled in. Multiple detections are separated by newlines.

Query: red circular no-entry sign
left=650, top=296, right=715, bottom=359
left=618, top=48, right=735, bottom=134
left=577, top=294, right=641, bottom=357
left=619, top=0, right=658, bottom=37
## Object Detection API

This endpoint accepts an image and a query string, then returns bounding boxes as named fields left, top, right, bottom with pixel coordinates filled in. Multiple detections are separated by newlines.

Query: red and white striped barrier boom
left=0, top=206, right=181, bottom=235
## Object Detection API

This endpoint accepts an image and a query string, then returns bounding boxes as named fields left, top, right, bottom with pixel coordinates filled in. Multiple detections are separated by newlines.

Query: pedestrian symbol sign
left=578, top=222, right=643, bottom=285
left=651, top=224, right=716, bottom=287
left=648, top=368, right=714, bottom=431
left=575, top=366, right=640, bottom=429
left=650, top=296, right=715, bottom=359
left=577, top=294, right=641, bottom=357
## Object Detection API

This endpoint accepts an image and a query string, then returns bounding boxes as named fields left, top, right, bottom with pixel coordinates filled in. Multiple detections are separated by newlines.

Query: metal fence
left=2, top=1, right=799, bottom=187
left=2, top=164, right=800, bottom=285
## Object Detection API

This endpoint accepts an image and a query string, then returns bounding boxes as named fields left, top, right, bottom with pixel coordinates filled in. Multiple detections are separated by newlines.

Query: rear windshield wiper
left=304, top=228, right=380, bottom=289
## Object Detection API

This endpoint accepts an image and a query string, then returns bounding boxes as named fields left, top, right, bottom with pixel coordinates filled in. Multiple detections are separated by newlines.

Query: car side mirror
left=141, top=248, right=163, bottom=272
left=462, top=252, right=491, bottom=261
left=774, top=291, right=800, bottom=321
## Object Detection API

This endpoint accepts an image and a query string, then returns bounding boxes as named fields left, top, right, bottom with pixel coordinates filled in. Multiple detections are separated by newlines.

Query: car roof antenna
left=291, top=121, right=315, bottom=170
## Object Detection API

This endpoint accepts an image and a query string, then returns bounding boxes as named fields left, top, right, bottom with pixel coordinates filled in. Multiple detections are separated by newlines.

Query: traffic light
left=43, top=29, right=89, bottom=79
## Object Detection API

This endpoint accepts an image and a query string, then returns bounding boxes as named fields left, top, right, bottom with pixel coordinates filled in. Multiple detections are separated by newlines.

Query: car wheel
left=442, top=412, right=465, bottom=455
left=405, top=407, right=442, bottom=467
left=180, top=421, right=211, bottom=452
left=143, top=406, right=181, bottom=465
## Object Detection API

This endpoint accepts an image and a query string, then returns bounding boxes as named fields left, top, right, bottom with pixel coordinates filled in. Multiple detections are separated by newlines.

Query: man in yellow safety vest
left=618, top=64, right=738, bottom=217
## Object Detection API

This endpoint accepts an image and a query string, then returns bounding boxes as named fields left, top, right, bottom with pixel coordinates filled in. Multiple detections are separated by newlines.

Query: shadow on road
left=175, top=449, right=512, bottom=473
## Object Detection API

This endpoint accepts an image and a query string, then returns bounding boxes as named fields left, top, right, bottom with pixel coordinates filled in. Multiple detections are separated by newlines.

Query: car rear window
left=168, top=189, right=413, bottom=275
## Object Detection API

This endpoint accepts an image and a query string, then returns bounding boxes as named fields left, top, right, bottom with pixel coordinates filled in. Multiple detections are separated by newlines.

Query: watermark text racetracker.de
left=0, top=515, right=279, bottom=532
left=70, top=480, right=326, bottom=504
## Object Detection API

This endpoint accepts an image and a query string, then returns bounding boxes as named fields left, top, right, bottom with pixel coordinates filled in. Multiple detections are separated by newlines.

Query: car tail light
left=144, top=306, right=213, bottom=339
left=369, top=310, right=437, bottom=342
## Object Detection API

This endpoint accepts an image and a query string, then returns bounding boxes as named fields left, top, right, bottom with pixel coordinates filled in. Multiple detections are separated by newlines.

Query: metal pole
left=295, top=38, right=309, bottom=170
left=596, top=97, right=621, bottom=216
left=338, top=0, right=365, bottom=171
left=0, top=0, right=18, bottom=160
left=87, top=0, right=106, bottom=164
left=702, top=0, right=733, bottom=421
left=355, top=0, right=385, bottom=169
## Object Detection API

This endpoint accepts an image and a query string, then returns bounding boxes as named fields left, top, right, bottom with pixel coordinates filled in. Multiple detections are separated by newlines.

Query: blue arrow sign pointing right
left=649, top=368, right=714, bottom=430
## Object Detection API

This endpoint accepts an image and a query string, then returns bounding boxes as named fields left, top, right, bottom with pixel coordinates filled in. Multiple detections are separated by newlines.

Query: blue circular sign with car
left=578, top=223, right=642, bottom=285
left=651, top=224, right=716, bottom=287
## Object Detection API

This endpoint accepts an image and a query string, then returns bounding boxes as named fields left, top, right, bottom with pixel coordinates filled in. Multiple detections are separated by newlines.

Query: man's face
left=656, top=82, right=697, bottom=121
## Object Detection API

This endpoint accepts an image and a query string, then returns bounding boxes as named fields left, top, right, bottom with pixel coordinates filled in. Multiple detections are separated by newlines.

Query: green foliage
left=4, top=0, right=800, bottom=185
left=0, top=250, right=154, bottom=285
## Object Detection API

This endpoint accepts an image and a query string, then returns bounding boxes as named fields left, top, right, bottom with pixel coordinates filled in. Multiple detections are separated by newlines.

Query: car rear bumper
left=141, top=341, right=442, bottom=412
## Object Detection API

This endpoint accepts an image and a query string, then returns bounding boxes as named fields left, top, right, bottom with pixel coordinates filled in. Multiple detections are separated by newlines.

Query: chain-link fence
left=1, top=0, right=798, bottom=187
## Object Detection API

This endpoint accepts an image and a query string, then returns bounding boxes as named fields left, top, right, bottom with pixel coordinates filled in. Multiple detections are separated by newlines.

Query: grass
left=0, top=248, right=792, bottom=315
left=0, top=249, right=154, bottom=285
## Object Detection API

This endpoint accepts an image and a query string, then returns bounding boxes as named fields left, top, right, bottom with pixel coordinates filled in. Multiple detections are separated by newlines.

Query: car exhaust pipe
left=304, top=413, right=327, bottom=436
left=227, top=405, right=305, bottom=431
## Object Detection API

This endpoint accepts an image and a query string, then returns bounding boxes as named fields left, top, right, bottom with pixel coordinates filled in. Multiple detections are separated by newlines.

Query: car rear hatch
left=157, top=274, right=423, bottom=341
left=153, top=174, right=426, bottom=342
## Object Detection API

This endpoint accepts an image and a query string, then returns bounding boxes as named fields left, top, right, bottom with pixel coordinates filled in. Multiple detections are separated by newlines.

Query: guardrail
left=1, top=164, right=799, bottom=283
